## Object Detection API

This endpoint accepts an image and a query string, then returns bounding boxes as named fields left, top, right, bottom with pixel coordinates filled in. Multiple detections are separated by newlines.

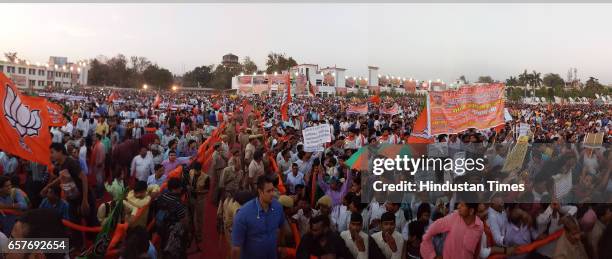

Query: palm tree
left=531, top=70, right=543, bottom=88
left=518, top=70, right=529, bottom=86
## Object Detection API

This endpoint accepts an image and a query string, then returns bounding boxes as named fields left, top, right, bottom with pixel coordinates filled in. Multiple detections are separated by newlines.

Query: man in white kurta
left=340, top=213, right=368, bottom=259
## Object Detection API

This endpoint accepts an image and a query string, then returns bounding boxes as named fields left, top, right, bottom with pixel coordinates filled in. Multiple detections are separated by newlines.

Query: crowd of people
left=0, top=86, right=610, bottom=259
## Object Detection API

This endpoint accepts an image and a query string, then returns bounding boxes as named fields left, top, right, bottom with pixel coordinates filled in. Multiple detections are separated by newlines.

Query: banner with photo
left=380, top=103, right=400, bottom=115
left=239, top=76, right=252, bottom=85
left=428, top=83, right=505, bottom=135
left=404, top=80, right=417, bottom=93
left=346, top=104, right=368, bottom=115
left=345, top=78, right=356, bottom=88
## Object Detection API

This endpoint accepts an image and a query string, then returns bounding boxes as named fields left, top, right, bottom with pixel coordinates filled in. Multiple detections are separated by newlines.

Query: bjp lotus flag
left=23, top=96, right=66, bottom=127
left=46, top=101, right=67, bottom=127
left=0, top=73, right=52, bottom=166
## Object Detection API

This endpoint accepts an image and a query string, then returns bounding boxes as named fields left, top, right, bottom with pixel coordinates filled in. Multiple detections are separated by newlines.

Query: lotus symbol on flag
left=3, top=85, right=42, bottom=138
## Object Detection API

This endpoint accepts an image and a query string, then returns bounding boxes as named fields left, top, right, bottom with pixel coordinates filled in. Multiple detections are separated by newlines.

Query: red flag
left=106, top=91, right=118, bottom=103
left=0, top=73, right=52, bottom=166
left=153, top=94, right=161, bottom=108
left=281, top=73, right=292, bottom=121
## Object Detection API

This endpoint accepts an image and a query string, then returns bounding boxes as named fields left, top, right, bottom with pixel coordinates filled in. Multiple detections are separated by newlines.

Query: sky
left=1, top=3, right=612, bottom=84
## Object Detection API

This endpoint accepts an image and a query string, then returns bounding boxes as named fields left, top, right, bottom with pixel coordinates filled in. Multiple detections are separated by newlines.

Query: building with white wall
left=232, top=62, right=420, bottom=96
left=0, top=56, right=89, bottom=89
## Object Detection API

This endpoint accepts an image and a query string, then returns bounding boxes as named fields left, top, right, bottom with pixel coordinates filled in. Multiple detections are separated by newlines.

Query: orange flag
left=369, top=95, right=381, bottom=105
left=46, top=101, right=67, bottom=127
left=22, top=96, right=66, bottom=128
left=106, top=91, right=118, bottom=103
left=281, top=73, right=291, bottom=121
left=153, top=94, right=161, bottom=108
left=0, top=73, right=52, bottom=166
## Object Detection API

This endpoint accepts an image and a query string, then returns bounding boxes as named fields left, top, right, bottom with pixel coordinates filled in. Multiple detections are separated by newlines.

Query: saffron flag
left=22, top=96, right=66, bottom=128
left=407, top=108, right=434, bottom=144
left=46, top=101, right=67, bottom=127
left=369, top=95, right=381, bottom=105
left=153, top=94, right=161, bottom=108
left=346, top=104, right=368, bottom=115
left=0, top=73, right=52, bottom=166
left=281, top=74, right=292, bottom=121
left=106, top=91, right=118, bottom=103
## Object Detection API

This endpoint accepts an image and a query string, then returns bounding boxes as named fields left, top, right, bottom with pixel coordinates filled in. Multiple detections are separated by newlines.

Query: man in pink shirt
left=420, top=193, right=484, bottom=259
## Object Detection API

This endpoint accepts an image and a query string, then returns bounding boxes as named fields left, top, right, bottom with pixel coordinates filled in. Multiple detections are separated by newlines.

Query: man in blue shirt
left=0, top=175, right=28, bottom=234
left=232, top=176, right=285, bottom=259
left=39, top=185, right=70, bottom=220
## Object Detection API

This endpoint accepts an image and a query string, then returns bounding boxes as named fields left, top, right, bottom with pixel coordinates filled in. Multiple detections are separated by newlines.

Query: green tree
left=106, top=54, right=129, bottom=87
left=241, top=56, right=258, bottom=75
left=531, top=70, right=543, bottom=88
left=477, top=76, right=494, bottom=84
left=87, top=58, right=110, bottom=86
left=183, top=65, right=213, bottom=88
left=265, top=52, right=298, bottom=74
left=143, top=64, right=173, bottom=90
left=584, top=76, right=605, bottom=98
left=209, top=64, right=239, bottom=89
left=518, top=70, right=530, bottom=86
left=542, top=73, right=565, bottom=88
left=505, top=76, right=518, bottom=86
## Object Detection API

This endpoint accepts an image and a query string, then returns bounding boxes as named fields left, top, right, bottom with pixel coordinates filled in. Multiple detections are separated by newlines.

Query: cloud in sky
left=1, top=3, right=611, bottom=84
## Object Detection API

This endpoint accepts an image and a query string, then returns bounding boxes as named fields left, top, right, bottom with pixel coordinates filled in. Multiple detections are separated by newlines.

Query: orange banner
left=428, top=83, right=505, bottom=135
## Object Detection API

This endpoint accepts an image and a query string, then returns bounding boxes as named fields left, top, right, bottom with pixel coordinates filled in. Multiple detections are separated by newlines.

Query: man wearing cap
left=340, top=213, right=369, bottom=259
left=220, top=149, right=242, bottom=199
left=220, top=135, right=230, bottom=158
left=224, top=120, right=237, bottom=146
left=247, top=150, right=265, bottom=191
left=277, top=195, right=298, bottom=252
left=238, top=127, right=251, bottom=156
left=244, top=134, right=259, bottom=169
